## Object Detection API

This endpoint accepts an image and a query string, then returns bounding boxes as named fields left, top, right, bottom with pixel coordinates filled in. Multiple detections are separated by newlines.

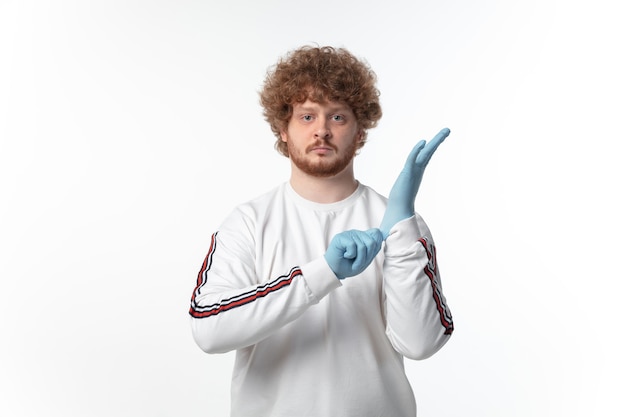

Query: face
left=280, top=100, right=362, bottom=178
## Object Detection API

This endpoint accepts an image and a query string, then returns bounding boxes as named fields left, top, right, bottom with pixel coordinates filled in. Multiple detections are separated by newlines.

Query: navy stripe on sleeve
left=189, top=233, right=302, bottom=318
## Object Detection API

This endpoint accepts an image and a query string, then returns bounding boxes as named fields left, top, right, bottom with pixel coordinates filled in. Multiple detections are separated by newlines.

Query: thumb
left=365, top=228, right=384, bottom=244
left=405, top=140, right=426, bottom=168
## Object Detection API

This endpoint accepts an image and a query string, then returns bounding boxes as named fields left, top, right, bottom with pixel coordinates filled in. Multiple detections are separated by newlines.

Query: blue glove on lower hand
left=379, top=128, right=451, bottom=239
left=324, top=228, right=383, bottom=280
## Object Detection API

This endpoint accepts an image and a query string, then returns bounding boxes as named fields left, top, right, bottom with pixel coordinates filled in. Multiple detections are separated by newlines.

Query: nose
left=314, top=120, right=331, bottom=140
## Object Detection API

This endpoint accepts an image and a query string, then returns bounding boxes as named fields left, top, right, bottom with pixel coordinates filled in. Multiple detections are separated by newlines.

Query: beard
left=286, top=138, right=357, bottom=178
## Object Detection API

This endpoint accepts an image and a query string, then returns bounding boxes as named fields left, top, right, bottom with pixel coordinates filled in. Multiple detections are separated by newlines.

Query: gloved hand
left=324, top=228, right=383, bottom=279
left=379, top=128, right=451, bottom=239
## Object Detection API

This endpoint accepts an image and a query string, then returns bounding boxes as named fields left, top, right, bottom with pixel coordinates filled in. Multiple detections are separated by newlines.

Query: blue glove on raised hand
left=379, top=128, right=451, bottom=239
left=324, top=228, right=384, bottom=280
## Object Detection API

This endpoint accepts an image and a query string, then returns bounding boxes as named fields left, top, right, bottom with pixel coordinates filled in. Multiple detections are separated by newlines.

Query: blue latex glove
left=379, top=128, right=451, bottom=239
left=324, top=228, right=383, bottom=279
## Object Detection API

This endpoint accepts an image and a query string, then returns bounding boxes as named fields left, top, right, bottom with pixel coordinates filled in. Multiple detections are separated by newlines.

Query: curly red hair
left=260, top=46, right=382, bottom=157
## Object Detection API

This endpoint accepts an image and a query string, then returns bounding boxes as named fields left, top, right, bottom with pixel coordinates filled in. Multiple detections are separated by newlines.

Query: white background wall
left=1, top=0, right=624, bottom=416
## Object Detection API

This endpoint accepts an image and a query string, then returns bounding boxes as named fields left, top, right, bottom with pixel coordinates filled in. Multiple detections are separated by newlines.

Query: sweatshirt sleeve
left=382, top=214, right=454, bottom=360
left=188, top=209, right=341, bottom=354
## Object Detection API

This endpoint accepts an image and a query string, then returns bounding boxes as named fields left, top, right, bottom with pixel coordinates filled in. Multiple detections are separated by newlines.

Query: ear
left=280, top=131, right=288, bottom=143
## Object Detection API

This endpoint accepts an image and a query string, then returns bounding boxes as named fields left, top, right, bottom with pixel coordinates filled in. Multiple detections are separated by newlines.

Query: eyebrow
left=294, top=104, right=352, bottom=113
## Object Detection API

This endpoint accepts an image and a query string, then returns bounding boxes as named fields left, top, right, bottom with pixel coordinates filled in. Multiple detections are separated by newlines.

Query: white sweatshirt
left=189, top=182, right=453, bottom=417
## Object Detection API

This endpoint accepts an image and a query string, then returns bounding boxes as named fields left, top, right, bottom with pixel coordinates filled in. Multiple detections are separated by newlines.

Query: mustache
left=306, top=141, right=337, bottom=152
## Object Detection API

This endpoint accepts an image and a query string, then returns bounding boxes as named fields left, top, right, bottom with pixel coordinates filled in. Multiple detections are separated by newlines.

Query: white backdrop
left=1, top=1, right=624, bottom=416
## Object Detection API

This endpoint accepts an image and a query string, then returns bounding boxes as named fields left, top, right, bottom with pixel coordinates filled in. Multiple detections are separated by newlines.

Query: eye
left=332, top=115, right=345, bottom=122
left=302, top=114, right=314, bottom=122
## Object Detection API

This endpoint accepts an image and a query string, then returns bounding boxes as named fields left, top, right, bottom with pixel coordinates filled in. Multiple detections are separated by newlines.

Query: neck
left=289, top=162, right=358, bottom=203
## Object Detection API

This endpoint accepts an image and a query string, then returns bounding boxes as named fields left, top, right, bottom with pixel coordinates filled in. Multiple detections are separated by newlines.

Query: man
left=189, top=45, right=454, bottom=417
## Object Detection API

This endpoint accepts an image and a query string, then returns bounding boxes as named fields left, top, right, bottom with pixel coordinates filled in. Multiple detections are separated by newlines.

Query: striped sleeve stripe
left=190, top=267, right=302, bottom=318
left=188, top=233, right=218, bottom=311
left=418, top=237, right=454, bottom=335
left=188, top=233, right=303, bottom=319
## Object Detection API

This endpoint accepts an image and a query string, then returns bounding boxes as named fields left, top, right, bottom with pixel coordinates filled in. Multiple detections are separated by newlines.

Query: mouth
left=307, top=143, right=336, bottom=154
left=309, top=147, right=334, bottom=156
